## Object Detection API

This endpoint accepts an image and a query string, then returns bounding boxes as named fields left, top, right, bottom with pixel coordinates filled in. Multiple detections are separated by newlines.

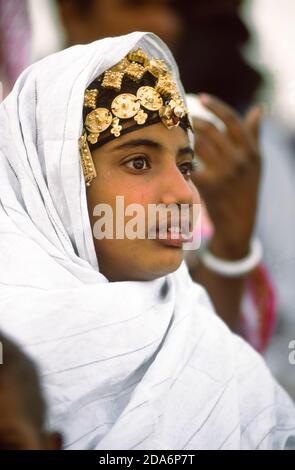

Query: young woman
left=0, top=32, right=294, bottom=450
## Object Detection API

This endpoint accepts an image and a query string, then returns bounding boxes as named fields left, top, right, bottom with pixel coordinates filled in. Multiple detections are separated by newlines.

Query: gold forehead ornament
left=80, top=48, right=189, bottom=186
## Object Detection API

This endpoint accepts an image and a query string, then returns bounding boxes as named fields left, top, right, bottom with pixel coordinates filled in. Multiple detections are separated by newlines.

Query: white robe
left=0, top=32, right=294, bottom=450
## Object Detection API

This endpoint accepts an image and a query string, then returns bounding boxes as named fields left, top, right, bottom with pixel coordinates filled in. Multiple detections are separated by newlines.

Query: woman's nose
left=159, top=163, right=199, bottom=207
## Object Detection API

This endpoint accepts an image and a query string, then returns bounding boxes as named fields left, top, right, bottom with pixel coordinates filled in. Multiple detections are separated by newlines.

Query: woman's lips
left=154, top=228, right=194, bottom=247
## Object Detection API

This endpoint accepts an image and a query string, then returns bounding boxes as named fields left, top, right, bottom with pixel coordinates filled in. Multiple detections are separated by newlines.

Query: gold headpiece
left=80, top=48, right=190, bottom=186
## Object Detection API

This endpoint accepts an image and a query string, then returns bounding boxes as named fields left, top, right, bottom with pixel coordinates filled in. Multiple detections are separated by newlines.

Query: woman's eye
left=179, top=161, right=194, bottom=178
left=125, top=156, right=150, bottom=171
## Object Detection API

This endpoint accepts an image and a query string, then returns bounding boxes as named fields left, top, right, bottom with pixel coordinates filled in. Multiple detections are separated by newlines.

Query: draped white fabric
left=0, top=32, right=294, bottom=450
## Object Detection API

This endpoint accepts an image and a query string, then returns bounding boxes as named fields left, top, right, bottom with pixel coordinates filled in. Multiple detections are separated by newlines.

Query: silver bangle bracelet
left=200, top=238, right=263, bottom=278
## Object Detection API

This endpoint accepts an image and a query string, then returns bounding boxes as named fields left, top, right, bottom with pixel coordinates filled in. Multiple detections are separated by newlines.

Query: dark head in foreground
left=0, top=332, right=62, bottom=450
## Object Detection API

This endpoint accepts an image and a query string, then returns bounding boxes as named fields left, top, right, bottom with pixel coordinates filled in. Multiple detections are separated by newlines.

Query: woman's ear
left=42, top=431, right=63, bottom=450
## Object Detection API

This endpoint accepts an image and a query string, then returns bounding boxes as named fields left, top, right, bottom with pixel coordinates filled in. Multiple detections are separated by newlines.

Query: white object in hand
left=186, top=93, right=226, bottom=132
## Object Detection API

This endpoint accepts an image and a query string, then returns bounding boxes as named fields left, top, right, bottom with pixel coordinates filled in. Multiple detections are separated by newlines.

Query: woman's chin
left=96, top=239, right=184, bottom=282
left=143, top=244, right=184, bottom=279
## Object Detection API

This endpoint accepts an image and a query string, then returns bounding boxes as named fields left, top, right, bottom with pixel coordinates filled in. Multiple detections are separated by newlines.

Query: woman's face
left=86, top=123, right=200, bottom=281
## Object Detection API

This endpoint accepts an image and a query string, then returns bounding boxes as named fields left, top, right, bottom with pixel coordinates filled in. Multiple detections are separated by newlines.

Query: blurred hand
left=192, top=94, right=263, bottom=260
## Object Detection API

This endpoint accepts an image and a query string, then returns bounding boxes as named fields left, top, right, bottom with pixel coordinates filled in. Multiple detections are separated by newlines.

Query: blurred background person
left=55, top=0, right=183, bottom=49
left=172, top=0, right=295, bottom=398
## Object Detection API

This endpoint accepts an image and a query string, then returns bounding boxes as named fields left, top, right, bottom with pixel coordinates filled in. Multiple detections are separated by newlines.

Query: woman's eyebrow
left=112, top=138, right=194, bottom=157
left=112, top=138, right=162, bottom=151
left=178, top=146, right=194, bottom=158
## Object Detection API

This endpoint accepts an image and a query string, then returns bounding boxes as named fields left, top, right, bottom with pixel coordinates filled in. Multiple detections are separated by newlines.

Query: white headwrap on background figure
left=0, top=32, right=294, bottom=450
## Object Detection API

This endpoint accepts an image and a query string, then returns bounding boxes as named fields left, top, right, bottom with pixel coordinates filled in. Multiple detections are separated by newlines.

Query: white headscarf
left=0, top=32, right=294, bottom=450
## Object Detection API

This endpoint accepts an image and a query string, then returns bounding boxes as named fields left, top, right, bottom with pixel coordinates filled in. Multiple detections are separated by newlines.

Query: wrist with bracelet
left=199, top=238, right=263, bottom=278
